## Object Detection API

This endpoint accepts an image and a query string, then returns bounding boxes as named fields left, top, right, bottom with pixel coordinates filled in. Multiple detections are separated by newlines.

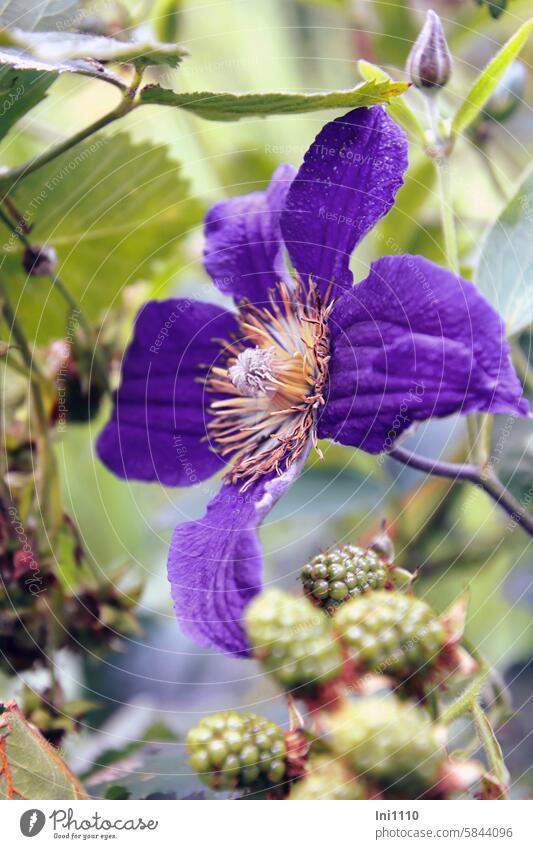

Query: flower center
left=228, top=347, right=277, bottom=397
left=206, top=280, right=332, bottom=489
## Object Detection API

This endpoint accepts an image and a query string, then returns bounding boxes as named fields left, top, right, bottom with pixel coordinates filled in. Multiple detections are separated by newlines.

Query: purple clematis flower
left=97, top=106, right=527, bottom=656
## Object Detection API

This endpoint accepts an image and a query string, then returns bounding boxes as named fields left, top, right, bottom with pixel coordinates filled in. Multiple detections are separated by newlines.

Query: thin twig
left=0, top=67, right=144, bottom=191
left=388, top=445, right=533, bottom=536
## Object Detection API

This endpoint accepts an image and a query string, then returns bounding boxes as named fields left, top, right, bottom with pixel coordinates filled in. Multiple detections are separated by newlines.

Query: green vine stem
left=423, top=95, right=502, bottom=467
left=512, top=343, right=533, bottom=394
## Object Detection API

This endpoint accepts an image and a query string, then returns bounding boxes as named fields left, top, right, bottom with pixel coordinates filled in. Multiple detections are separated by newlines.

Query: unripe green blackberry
left=245, top=589, right=343, bottom=692
left=187, top=711, right=287, bottom=792
left=334, top=591, right=446, bottom=680
left=331, top=698, right=445, bottom=796
left=301, top=545, right=390, bottom=611
left=289, top=756, right=367, bottom=800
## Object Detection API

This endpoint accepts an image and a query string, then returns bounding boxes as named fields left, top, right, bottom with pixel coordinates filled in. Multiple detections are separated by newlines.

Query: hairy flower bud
left=22, top=244, right=58, bottom=277
left=406, top=10, right=452, bottom=93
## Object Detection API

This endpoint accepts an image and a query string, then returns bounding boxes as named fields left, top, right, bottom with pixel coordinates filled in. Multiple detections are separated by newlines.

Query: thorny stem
left=388, top=445, right=533, bottom=537
left=441, top=668, right=488, bottom=726
left=0, top=205, right=110, bottom=393
left=471, top=701, right=509, bottom=796
left=0, top=276, right=62, bottom=543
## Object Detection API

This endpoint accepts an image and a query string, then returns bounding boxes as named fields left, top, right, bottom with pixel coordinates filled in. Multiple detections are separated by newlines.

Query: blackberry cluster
left=187, top=711, right=287, bottom=792
left=331, top=697, right=445, bottom=796
left=334, top=591, right=446, bottom=680
left=244, top=589, right=343, bottom=692
left=301, top=545, right=390, bottom=611
left=289, top=756, right=366, bottom=800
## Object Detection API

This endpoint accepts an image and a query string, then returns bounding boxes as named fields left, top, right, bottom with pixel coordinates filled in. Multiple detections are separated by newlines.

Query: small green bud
left=406, top=10, right=452, bottom=93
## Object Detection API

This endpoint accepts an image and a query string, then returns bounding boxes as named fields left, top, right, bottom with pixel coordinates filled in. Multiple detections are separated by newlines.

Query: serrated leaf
left=0, top=0, right=80, bottom=30
left=0, top=63, right=55, bottom=141
left=452, top=18, right=533, bottom=140
left=138, top=78, right=409, bottom=121
left=0, top=700, right=88, bottom=799
left=474, top=166, right=533, bottom=337
left=0, top=133, right=203, bottom=341
left=0, top=44, right=124, bottom=94
left=0, top=27, right=188, bottom=69
left=357, top=60, right=423, bottom=141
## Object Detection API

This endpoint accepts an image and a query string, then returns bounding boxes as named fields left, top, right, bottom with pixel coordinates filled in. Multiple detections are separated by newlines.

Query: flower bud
left=22, top=244, right=58, bottom=277
left=406, top=10, right=452, bottom=93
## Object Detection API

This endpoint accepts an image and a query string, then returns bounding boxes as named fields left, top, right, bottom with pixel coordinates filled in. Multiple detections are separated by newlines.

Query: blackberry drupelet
left=187, top=711, right=287, bottom=792
left=245, top=589, right=343, bottom=692
left=300, top=545, right=390, bottom=610
left=289, top=755, right=367, bottom=800
left=330, top=697, right=445, bottom=796
left=334, top=590, right=446, bottom=679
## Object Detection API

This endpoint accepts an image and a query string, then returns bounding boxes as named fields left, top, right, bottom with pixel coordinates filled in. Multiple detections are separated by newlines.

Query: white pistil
left=228, top=346, right=277, bottom=397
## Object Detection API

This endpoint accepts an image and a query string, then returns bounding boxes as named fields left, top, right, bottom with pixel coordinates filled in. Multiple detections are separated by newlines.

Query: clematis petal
left=280, top=107, right=407, bottom=297
left=318, top=255, right=528, bottom=453
left=97, top=299, right=237, bottom=485
left=167, top=453, right=308, bottom=655
left=203, top=163, right=296, bottom=305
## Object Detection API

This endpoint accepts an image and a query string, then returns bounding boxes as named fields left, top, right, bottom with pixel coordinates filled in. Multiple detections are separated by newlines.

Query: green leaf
left=0, top=63, right=55, bottom=141
left=474, top=166, right=533, bottom=337
left=0, top=0, right=80, bottom=30
left=138, top=78, right=409, bottom=121
left=357, top=60, right=423, bottom=141
left=0, top=44, right=125, bottom=98
left=451, top=18, right=533, bottom=140
left=0, top=27, right=189, bottom=69
left=0, top=700, right=88, bottom=799
left=0, top=133, right=203, bottom=341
